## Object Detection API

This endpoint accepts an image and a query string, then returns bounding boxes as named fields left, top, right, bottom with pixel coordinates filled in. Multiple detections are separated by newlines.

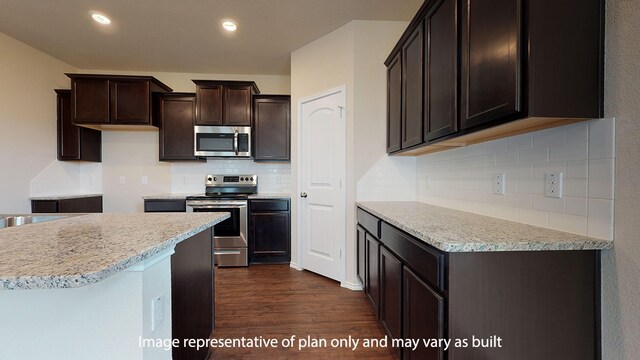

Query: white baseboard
left=289, top=262, right=303, bottom=271
left=341, top=280, right=363, bottom=291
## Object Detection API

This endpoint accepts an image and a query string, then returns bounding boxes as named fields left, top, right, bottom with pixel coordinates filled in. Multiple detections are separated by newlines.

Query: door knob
left=300, top=192, right=307, bottom=198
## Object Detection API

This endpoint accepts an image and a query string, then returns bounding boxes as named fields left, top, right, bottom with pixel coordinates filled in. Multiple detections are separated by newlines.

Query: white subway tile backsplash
left=533, top=128, right=565, bottom=148
left=566, top=160, right=588, bottom=179
left=565, top=122, right=589, bottom=144
left=563, top=179, right=588, bottom=198
left=589, top=118, right=615, bottom=159
left=507, top=193, right=533, bottom=209
left=549, top=142, right=589, bottom=162
left=518, top=147, right=549, bottom=164
left=587, top=199, right=614, bottom=240
left=517, top=178, right=545, bottom=195
left=588, top=159, right=615, bottom=199
left=506, top=133, right=533, bottom=152
left=548, top=213, right=588, bottom=235
left=517, top=208, right=549, bottom=227
left=565, top=197, right=588, bottom=217
left=416, top=119, right=614, bottom=240
left=532, top=195, right=565, bottom=213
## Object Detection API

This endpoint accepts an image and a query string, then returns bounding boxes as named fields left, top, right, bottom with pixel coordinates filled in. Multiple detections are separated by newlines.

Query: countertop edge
left=29, top=194, right=103, bottom=200
left=0, top=214, right=229, bottom=290
left=357, top=202, right=613, bottom=253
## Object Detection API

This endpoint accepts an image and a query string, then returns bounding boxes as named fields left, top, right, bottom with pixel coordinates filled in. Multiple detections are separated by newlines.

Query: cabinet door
left=403, top=267, right=445, bottom=360
left=249, top=212, right=291, bottom=263
left=110, top=80, right=151, bottom=124
left=158, top=94, right=198, bottom=161
left=72, top=78, right=110, bottom=124
left=425, top=0, right=458, bottom=141
left=58, top=196, right=103, bottom=213
left=56, top=90, right=81, bottom=160
left=195, top=84, right=223, bottom=125
left=253, top=96, right=291, bottom=161
left=402, top=22, right=424, bottom=149
left=224, top=85, right=252, bottom=126
left=460, top=0, right=522, bottom=130
left=387, top=53, right=402, bottom=153
left=356, top=225, right=366, bottom=289
left=366, top=233, right=380, bottom=317
left=380, top=246, right=403, bottom=357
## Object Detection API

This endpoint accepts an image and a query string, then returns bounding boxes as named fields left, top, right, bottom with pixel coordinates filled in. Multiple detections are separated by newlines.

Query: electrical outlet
left=493, top=174, right=506, bottom=195
left=545, top=172, right=563, bottom=198
left=151, top=295, right=164, bottom=332
left=141, top=175, right=148, bottom=185
left=119, top=176, right=125, bottom=185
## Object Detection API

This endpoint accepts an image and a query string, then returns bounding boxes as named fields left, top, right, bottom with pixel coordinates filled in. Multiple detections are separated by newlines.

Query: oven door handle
left=188, top=204, right=246, bottom=210
left=214, top=250, right=242, bottom=255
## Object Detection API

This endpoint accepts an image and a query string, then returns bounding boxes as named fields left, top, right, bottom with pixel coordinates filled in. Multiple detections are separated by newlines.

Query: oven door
left=186, top=200, right=247, bottom=248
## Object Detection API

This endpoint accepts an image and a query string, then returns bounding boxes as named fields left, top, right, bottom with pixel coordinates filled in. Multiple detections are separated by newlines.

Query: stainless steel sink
left=0, top=215, right=70, bottom=229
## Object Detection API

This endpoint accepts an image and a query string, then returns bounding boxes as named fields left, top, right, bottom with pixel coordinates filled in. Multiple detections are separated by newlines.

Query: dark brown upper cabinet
left=156, top=93, right=201, bottom=161
left=193, top=80, right=260, bottom=126
left=387, top=53, right=402, bottom=153
left=386, top=0, right=604, bottom=156
left=402, top=22, right=424, bottom=150
left=460, top=0, right=522, bottom=130
left=424, top=0, right=458, bottom=142
left=252, top=95, right=291, bottom=162
left=66, top=74, right=172, bottom=130
left=55, top=89, right=101, bottom=162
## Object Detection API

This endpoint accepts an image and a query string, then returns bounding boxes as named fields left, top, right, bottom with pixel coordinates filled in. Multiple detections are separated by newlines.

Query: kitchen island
left=0, top=212, right=228, bottom=360
left=356, top=201, right=612, bottom=360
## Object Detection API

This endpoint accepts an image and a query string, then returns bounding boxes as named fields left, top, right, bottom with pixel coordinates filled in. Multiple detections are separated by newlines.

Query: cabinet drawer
left=31, top=200, right=59, bottom=213
left=144, top=199, right=186, bottom=212
left=357, top=208, right=381, bottom=239
left=381, top=222, right=445, bottom=291
left=250, top=199, right=289, bottom=212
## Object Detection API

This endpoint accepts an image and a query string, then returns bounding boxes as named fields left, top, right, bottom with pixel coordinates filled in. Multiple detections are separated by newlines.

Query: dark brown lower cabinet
left=31, top=196, right=103, bottom=213
left=248, top=199, right=291, bottom=264
left=366, top=233, right=380, bottom=317
left=403, top=267, right=445, bottom=360
left=356, top=225, right=366, bottom=287
left=380, top=247, right=403, bottom=358
left=171, top=228, right=214, bottom=360
left=357, top=206, right=601, bottom=360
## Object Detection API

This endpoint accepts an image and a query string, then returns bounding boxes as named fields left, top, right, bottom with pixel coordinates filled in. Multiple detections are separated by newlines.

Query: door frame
left=296, top=85, right=347, bottom=283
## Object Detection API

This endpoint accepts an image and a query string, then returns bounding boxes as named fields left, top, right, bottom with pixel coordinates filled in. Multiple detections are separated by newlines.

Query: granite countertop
left=143, top=193, right=291, bottom=200
left=29, top=194, right=103, bottom=200
left=357, top=201, right=613, bottom=252
left=142, top=193, right=194, bottom=200
left=0, top=213, right=229, bottom=290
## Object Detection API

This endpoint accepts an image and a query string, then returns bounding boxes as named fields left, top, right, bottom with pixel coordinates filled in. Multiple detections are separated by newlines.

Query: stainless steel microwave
left=194, top=126, right=251, bottom=158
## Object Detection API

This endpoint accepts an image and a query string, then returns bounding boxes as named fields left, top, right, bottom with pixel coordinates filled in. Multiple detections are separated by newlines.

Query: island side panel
left=171, top=227, right=214, bottom=360
left=447, top=250, right=600, bottom=360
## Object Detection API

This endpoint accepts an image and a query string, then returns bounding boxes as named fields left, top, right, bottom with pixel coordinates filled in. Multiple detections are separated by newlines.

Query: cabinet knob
left=300, top=192, right=307, bottom=198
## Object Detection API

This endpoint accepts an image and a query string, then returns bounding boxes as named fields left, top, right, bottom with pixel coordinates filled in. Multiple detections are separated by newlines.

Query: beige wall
left=75, top=69, right=291, bottom=212
left=290, top=20, right=408, bottom=286
left=602, top=0, right=640, bottom=357
left=0, top=33, right=78, bottom=213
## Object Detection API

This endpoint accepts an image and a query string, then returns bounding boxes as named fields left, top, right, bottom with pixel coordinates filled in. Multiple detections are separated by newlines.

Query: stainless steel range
left=186, top=174, right=257, bottom=267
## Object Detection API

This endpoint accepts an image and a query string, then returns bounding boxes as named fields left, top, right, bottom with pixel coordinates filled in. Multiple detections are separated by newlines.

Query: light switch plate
left=493, top=174, right=506, bottom=195
left=545, top=172, right=563, bottom=198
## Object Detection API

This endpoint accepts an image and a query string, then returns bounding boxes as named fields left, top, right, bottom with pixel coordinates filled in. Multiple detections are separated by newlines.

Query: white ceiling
left=0, top=0, right=422, bottom=75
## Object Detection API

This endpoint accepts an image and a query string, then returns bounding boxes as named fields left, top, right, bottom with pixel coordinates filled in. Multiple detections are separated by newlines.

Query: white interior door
left=298, top=87, right=346, bottom=282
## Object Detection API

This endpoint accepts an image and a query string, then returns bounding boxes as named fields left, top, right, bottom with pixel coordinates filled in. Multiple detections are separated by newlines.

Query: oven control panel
left=205, top=174, right=257, bottom=186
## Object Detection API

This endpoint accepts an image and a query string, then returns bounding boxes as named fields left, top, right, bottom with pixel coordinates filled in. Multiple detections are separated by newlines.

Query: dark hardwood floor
left=210, top=265, right=396, bottom=359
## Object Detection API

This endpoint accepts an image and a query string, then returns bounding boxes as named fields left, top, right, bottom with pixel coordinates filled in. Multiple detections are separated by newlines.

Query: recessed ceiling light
left=222, top=21, right=237, bottom=32
left=91, top=13, right=111, bottom=25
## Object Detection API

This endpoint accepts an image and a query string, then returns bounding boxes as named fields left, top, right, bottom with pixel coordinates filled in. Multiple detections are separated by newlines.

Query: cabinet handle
left=300, top=192, right=307, bottom=198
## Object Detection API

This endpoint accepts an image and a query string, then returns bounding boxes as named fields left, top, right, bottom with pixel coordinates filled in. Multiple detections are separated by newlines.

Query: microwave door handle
left=234, top=130, right=239, bottom=155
